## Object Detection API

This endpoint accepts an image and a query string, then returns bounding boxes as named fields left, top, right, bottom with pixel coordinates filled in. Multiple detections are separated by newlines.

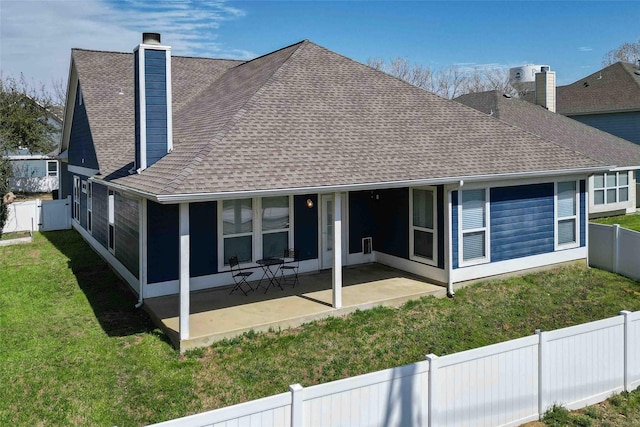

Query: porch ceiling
left=143, top=263, right=446, bottom=352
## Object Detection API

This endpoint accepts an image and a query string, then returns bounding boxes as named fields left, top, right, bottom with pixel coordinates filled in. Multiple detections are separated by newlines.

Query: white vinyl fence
left=2, top=196, right=71, bottom=234
left=589, top=223, right=640, bottom=281
left=149, top=310, right=640, bottom=427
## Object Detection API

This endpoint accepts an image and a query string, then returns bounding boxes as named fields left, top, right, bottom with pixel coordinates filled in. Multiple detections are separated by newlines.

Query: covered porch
left=144, top=263, right=447, bottom=352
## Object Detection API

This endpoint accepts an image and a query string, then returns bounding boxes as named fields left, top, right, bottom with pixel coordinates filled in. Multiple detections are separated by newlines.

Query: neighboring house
left=556, top=61, right=640, bottom=146
left=455, top=90, right=640, bottom=218
left=5, top=111, right=62, bottom=194
left=60, top=33, right=611, bottom=343
left=7, top=148, right=59, bottom=193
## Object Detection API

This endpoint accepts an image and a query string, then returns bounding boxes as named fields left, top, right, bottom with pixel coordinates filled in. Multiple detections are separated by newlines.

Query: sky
left=1, top=0, right=639, bottom=95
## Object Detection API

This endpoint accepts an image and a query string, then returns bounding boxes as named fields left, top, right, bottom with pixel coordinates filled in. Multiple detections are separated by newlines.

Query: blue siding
left=68, top=84, right=98, bottom=170
left=294, top=195, right=318, bottom=261
left=349, top=191, right=376, bottom=254
left=571, top=112, right=640, bottom=146
left=190, top=202, right=218, bottom=277
left=92, top=183, right=108, bottom=247
left=490, top=183, right=555, bottom=262
left=375, top=188, right=409, bottom=259
left=147, top=202, right=179, bottom=283
left=60, top=162, right=72, bottom=199
left=452, top=191, right=458, bottom=269
left=144, top=49, right=167, bottom=167
left=115, top=193, right=139, bottom=279
left=580, top=180, right=586, bottom=247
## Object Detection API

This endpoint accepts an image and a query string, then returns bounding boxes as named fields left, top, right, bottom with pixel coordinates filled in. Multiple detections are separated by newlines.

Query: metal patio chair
left=229, top=255, right=254, bottom=296
left=278, top=248, right=300, bottom=287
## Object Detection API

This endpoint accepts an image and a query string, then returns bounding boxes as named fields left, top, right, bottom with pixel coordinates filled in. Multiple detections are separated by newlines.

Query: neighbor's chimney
left=134, top=32, right=173, bottom=172
left=535, top=66, right=556, bottom=113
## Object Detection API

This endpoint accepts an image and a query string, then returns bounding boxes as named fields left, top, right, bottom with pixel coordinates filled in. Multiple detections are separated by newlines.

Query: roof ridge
left=160, top=41, right=308, bottom=193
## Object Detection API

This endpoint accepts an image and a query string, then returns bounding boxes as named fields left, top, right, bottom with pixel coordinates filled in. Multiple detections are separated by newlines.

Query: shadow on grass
left=42, top=230, right=166, bottom=341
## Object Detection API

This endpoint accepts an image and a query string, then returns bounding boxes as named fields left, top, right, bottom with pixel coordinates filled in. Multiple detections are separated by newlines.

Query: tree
left=602, top=39, right=640, bottom=66
left=367, top=57, right=516, bottom=99
left=0, top=73, right=60, bottom=236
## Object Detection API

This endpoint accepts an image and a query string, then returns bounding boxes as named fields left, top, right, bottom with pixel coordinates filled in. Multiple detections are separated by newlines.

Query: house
left=59, top=33, right=612, bottom=344
left=7, top=148, right=59, bottom=193
left=5, top=108, right=62, bottom=194
left=556, top=61, right=640, bottom=146
left=455, top=90, right=640, bottom=218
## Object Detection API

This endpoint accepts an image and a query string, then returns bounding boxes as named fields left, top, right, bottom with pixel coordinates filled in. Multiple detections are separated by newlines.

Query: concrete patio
left=143, top=263, right=447, bottom=351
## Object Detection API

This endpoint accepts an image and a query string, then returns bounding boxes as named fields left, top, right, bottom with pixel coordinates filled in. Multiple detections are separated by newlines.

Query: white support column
left=332, top=192, right=342, bottom=309
left=179, top=203, right=190, bottom=340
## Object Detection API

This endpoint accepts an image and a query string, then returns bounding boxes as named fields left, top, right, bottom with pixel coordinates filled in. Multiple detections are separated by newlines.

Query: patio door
left=320, top=194, right=347, bottom=270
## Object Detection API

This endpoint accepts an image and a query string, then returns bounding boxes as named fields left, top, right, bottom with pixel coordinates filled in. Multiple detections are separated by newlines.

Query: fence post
left=426, top=354, right=438, bottom=427
left=613, top=224, right=620, bottom=274
left=535, top=329, right=545, bottom=418
left=620, top=310, right=632, bottom=392
left=290, top=383, right=303, bottom=427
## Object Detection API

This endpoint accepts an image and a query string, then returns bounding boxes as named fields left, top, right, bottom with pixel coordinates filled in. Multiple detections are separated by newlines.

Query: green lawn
left=2, top=231, right=640, bottom=426
left=592, top=212, right=640, bottom=232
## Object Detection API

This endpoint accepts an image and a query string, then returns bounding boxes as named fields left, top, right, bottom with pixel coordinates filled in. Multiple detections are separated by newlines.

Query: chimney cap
left=142, top=33, right=161, bottom=45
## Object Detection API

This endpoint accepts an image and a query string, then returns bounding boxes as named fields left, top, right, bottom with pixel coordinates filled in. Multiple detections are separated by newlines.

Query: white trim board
left=451, top=247, right=587, bottom=283
left=375, top=251, right=447, bottom=284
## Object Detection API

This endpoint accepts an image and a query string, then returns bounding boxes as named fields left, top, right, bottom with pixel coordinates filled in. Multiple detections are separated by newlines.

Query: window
left=262, top=196, right=290, bottom=259
left=73, top=176, right=80, bottom=221
left=108, top=190, right=115, bottom=253
left=410, top=187, right=437, bottom=264
left=87, top=182, right=92, bottom=233
left=460, top=189, right=489, bottom=265
left=556, top=181, right=579, bottom=249
left=81, top=180, right=88, bottom=194
left=219, top=196, right=293, bottom=266
left=46, top=160, right=58, bottom=177
left=594, top=172, right=629, bottom=205
left=222, top=199, right=253, bottom=264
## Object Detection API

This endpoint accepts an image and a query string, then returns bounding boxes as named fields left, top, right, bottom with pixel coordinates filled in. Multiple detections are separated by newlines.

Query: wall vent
left=362, top=237, right=373, bottom=255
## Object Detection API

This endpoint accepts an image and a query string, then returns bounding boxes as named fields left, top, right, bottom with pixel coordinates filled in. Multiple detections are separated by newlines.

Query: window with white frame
left=410, top=187, right=437, bottom=264
left=556, top=181, right=579, bottom=249
left=220, top=196, right=293, bottom=266
left=73, top=176, right=80, bottom=221
left=46, top=160, right=58, bottom=177
left=460, top=188, right=489, bottom=265
left=593, top=172, right=629, bottom=205
left=262, top=196, right=290, bottom=259
left=86, top=182, right=92, bottom=233
left=108, top=190, right=115, bottom=253
left=222, top=199, right=253, bottom=264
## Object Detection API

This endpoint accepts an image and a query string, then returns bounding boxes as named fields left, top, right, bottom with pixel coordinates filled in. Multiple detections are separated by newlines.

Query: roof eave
left=140, top=165, right=611, bottom=204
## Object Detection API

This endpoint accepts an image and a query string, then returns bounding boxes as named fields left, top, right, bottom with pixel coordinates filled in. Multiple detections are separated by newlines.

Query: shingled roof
left=455, top=90, right=640, bottom=169
left=556, top=61, right=640, bottom=115
left=69, top=40, right=607, bottom=199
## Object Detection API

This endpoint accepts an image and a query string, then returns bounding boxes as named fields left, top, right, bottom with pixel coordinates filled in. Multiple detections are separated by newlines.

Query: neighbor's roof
left=455, top=90, right=640, bottom=169
left=556, top=62, right=640, bottom=115
left=70, top=40, right=606, bottom=198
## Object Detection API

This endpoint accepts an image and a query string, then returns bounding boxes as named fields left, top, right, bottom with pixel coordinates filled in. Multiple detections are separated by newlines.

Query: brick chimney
left=134, top=32, right=172, bottom=172
left=535, top=66, right=556, bottom=113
